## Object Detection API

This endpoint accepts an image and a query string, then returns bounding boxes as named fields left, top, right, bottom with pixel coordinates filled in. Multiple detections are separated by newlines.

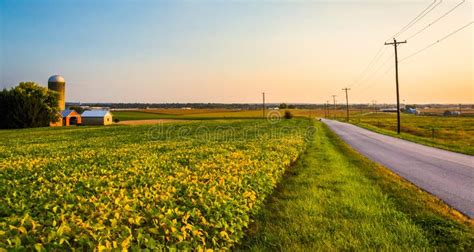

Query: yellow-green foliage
left=0, top=120, right=311, bottom=250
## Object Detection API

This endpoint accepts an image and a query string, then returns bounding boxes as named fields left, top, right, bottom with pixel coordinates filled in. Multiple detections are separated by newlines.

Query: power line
left=357, top=63, right=394, bottom=95
left=400, top=21, right=473, bottom=62
left=350, top=65, right=394, bottom=104
left=348, top=45, right=387, bottom=88
left=348, top=52, right=394, bottom=103
left=405, top=0, right=466, bottom=41
left=356, top=52, right=394, bottom=90
left=350, top=1, right=441, bottom=91
left=349, top=1, right=437, bottom=90
left=392, top=0, right=442, bottom=40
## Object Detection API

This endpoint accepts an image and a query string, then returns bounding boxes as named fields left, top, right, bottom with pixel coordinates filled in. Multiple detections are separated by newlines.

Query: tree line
left=0, top=82, right=60, bottom=129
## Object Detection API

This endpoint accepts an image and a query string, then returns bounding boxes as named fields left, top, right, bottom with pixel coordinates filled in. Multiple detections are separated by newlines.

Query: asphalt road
left=322, top=119, right=474, bottom=218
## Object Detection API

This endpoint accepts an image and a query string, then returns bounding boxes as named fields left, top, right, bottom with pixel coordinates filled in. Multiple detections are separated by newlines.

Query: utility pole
left=262, top=92, right=266, bottom=119
left=372, top=100, right=377, bottom=114
left=385, top=38, right=406, bottom=134
left=332, top=95, right=337, bottom=119
left=326, top=100, right=330, bottom=118
left=342, top=88, right=350, bottom=122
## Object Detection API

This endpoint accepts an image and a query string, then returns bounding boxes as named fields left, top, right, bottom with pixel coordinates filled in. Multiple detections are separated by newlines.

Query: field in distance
left=113, top=108, right=473, bottom=155
left=112, top=109, right=323, bottom=121
left=344, top=112, right=474, bottom=155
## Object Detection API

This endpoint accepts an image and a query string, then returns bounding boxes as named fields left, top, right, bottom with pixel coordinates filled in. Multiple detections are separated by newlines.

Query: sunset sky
left=1, top=0, right=472, bottom=104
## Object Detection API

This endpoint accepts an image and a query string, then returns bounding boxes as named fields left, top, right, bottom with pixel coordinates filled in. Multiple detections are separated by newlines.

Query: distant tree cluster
left=74, top=102, right=322, bottom=110
left=68, top=105, right=85, bottom=114
left=0, top=82, right=60, bottom=129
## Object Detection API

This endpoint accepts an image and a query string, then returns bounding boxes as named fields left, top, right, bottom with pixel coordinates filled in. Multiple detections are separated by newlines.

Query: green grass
left=346, top=113, right=474, bottom=155
left=239, top=122, right=474, bottom=250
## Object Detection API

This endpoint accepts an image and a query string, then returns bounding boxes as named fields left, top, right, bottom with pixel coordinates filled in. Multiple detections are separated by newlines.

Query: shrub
left=284, top=110, right=293, bottom=119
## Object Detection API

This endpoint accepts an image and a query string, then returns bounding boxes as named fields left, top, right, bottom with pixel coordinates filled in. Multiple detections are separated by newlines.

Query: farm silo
left=48, top=75, right=66, bottom=110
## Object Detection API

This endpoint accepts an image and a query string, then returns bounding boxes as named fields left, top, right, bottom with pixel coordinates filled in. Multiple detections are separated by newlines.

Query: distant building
left=443, top=110, right=461, bottom=116
left=81, top=110, right=113, bottom=125
left=50, top=109, right=82, bottom=127
left=61, top=109, right=82, bottom=126
left=405, top=108, right=420, bottom=115
left=380, top=108, right=399, bottom=113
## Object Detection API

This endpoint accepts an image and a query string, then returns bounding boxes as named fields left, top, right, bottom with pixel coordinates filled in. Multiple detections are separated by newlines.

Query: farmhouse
left=50, top=109, right=82, bottom=127
left=81, top=110, right=113, bottom=125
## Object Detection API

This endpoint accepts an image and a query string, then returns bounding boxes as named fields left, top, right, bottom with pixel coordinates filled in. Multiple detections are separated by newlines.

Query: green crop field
left=345, top=113, right=474, bottom=155
left=1, top=119, right=473, bottom=250
left=0, top=120, right=311, bottom=250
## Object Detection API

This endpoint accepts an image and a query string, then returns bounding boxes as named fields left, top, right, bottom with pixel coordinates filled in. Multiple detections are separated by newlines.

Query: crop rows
left=0, top=120, right=311, bottom=250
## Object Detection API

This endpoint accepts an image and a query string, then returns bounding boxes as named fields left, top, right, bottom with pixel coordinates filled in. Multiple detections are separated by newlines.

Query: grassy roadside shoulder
left=239, top=121, right=473, bottom=250
left=351, top=121, right=474, bottom=155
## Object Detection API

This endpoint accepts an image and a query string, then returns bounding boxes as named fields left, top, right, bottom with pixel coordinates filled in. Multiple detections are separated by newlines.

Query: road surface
left=322, top=119, right=474, bottom=218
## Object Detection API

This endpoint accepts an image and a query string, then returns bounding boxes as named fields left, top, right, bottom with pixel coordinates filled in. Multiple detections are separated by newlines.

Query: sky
left=0, top=0, right=472, bottom=104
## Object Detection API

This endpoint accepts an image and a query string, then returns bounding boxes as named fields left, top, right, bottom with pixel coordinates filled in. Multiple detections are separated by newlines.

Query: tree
left=0, top=82, right=60, bottom=129
left=69, top=105, right=85, bottom=114
left=405, top=104, right=416, bottom=110
left=279, top=103, right=288, bottom=109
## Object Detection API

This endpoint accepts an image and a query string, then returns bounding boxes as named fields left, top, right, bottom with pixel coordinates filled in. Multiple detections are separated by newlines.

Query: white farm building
left=81, top=110, right=113, bottom=125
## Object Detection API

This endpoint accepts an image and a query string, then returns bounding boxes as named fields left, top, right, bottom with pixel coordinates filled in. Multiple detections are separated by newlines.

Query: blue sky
left=1, top=0, right=472, bottom=103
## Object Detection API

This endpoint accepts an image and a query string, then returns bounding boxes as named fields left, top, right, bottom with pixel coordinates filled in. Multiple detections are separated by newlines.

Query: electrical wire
left=348, top=46, right=388, bottom=88
left=405, top=0, right=466, bottom=41
left=347, top=1, right=439, bottom=92
left=351, top=64, right=394, bottom=103
left=391, top=0, right=443, bottom=40
left=357, top=52, right=394, bottom=89
left=400, top=21, right=473, bottom=62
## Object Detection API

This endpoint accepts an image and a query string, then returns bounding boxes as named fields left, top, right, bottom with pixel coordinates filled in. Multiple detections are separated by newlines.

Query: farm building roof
left=81, top=110, right=111, bottom=117
left=61, top=109, right=76, bottom=117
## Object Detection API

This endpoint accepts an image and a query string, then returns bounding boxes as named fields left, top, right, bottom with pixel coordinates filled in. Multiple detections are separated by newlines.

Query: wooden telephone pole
left=372, top=100, right=377, bottom=114
left=342, top=88, right=350, bottom=122
left=326, top=100, right=330, bottom=118
left=332, top=95, right=337, bottom=119
left=385, top=38, right=406, bottom=134
left=262, top=92, right=266, bottom=119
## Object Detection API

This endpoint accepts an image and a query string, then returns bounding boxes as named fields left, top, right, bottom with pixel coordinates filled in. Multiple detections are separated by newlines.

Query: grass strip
left=239, top=122, right=473, bottom=250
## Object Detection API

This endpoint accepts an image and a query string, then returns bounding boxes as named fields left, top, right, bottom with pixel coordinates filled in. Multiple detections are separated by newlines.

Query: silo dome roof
left=48, top=75, right=65, bottom=83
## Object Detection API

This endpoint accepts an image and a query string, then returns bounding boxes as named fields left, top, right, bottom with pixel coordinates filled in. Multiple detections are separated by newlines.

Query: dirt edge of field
left=114, top=119, right=187, bottom=125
